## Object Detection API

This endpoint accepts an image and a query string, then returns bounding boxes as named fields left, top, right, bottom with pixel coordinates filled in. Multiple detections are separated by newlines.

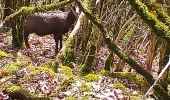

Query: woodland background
left=0, top=0, right=170, bottom=99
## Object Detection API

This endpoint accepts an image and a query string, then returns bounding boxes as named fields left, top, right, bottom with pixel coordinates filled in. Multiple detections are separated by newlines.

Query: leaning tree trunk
left=74, top=0, right=170, bottom=99
left=153, top=0, right=170, bottom=92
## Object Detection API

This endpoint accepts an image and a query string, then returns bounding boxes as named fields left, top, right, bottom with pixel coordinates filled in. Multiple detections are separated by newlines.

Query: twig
left=143, top=55, right=170, bottom=99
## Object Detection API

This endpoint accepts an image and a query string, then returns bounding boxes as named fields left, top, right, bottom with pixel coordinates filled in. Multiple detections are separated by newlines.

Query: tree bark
left=56, top=12, right=85, bottom=68
left=128, top=0, right=170, bottom=43
left=74, top=0, right=170, bottom=99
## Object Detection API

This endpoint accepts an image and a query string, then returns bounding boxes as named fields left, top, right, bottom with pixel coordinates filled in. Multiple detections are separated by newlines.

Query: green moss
left=150, top=3, right=170, bottom=25
left=109, top=72, right=143, bottom=89
left=0, top=50, right=13, bottom=58
left=40, top=60, right=59, bottom=73
left=56, top=66, right=76, bottom=91
left=113, top=82, right=127, bottom=93
left=6, top=86, right=51, bottom=100
left=80, top=83, right=91, bottom=92
left=57, top=37, right=76, bottom=68
left=80, top=45, right=96, bottom=76
left=99, top=70, right=106, bottom=76
left=80, top=95, right=91, bottom=100
left=128, top=0, right=170, bottom=42
left=21, top=0, right=72, bottom=15
left=57, top=77, right=75, bottom=91
left=49, top=93, right=56, bottom=97
left=121, top=52, right=129, bottom=60
left=39, top=67, right=56, bottom=76
left=84, top=74, right=99, bottom=81
left=6, top=85, right=32, bottom=98
left=65, top=96, right=77, bottom=100
left=17, top=54, right=32, bottom=65
left=3, top=61, right=25, bottom=74
left=130, top=95, right=143, bottom=100
left=26, top=65, right=40, bottom=75
left=7, top=86, right=24, bottom=92
left=60, top=66, right=73, bottom=76
left=104, top=52, right=113, bottom=71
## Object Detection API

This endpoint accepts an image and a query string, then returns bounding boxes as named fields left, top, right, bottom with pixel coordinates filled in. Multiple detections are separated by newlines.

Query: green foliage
left=80, top=95, right=91, bottom=100
left=84, top=74, right=99, bottom=81
left=39, top=67, right=57, bottom=76
left=110, top=72, right=143, bottom=88
left=150, top=3, right=170, bottom=25
left=40, top=60, right=59, bottom=73
left=113, top=82, right=127, bottom=93
left=64, top=96, right=77, bottom=100
left=3, top=61, right=25, bottom=74
left=6, top=86, right=51, bottom=100
left=7, top=86, right=23, bottom=92
left=57, top=77, right=75, bottom=91
left=80, top=83, right=91, bottom=92
left=0, top=50, right=13, bottom=58
left=60, top=66, right=73, bottom=76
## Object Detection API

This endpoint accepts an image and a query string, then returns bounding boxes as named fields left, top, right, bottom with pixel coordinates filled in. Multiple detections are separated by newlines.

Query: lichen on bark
left=128, top=0, right=170, bottom=42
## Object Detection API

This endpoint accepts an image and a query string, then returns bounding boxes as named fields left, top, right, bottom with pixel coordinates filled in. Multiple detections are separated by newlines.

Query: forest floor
left=0, top=32, right=57, bottom=65
left=0, top=33, right=148, bottom=100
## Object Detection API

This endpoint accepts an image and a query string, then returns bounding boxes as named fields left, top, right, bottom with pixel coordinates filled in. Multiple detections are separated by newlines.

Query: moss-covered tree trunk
left=104, top=51, right=113, bottom=72
left=11, top=0, right=25, bottom=48
left=153, top=0, right=170, bottom=93
left=127, top=0, right=170, bottom=42
left=75, top=0, right=170, bottom=99
left=80, top=44, right=96, bottom=76
left=77, top=0, right=97, bottom=76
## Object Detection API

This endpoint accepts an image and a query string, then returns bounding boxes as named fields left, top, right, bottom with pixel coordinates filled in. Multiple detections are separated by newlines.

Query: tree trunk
left=80, top=44, right=96, bottom=76
left=74, top=0, right=170, bottom=99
